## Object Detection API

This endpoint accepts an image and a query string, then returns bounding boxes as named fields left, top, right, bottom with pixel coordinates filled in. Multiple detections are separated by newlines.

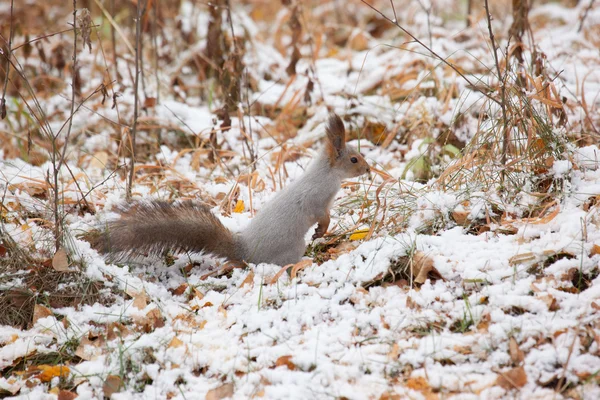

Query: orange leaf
left=274, top=355, right=296, bottom=370
left=233, top=200, right=245, bottom=213
left=37, top=365, right=70, bottom=382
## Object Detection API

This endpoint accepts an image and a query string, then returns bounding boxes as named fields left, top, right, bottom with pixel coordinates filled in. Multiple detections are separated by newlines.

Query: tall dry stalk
left=127, top=0, right=146, bottom=200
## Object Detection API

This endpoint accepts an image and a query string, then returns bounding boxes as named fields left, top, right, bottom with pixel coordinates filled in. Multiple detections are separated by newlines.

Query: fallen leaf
left=233, top=200, right=245, bottom=213
left=52, top=248, right=69, bottom=272
left=452, top=210, right=470, bottom=226
left=274, top=355, right=296, bottom=370
left=32, top=304, right=53, bottom=324
left=75, top=334, right=104, bottom=361
left=412, top=252, right=442, bottom=284
left=103, top=375, right=122, bottom=397
left=132, top=292, right=148, bottom=310
left=388, top=343, right=399, bottom=359
left=509, top=252, right=536, bottom=266
left=349, top=228, right=369, bottom=241
left=146, top=308, right=164, bottom=330
left=240, top=271, right=254, bottom=288
left=206, top=382, right=234, bottom=400
left=58, top=389, right=78, bottom=400
left=496, top=366, right=527, bottom=389
left=170, top=284, right=188, bottom=296
left=291, top=259, right=312, bottom=279
left=509, top=337, right=525, bottom=365
left=37, top=365, right=70, bottom=382
left=169, top=337, right=184, bottom=348
left=591, top=244, right=600, bottom=256
left=405, top=376, right=429, bottom=391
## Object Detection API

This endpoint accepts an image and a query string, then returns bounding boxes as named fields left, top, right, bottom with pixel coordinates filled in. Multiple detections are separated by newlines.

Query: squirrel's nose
left=366, top=166, right=371, bottom=173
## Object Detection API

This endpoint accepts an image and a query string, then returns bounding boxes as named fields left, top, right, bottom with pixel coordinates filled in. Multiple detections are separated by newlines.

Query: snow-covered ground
left=1, top=1, right=600, bottom=399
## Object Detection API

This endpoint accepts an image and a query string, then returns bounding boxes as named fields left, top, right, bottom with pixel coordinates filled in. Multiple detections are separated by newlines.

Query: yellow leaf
left=349, top=229, right=369, bottom=241
left=169, top=337, right=184, bottom=348
left=37, top=365, right=70, bottom=382
left=233, top=200, right=245, bottom=213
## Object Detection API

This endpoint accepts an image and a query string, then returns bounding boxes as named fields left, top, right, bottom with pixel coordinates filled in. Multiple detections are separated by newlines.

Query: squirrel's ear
left=325, top=113, right=346, bottom=158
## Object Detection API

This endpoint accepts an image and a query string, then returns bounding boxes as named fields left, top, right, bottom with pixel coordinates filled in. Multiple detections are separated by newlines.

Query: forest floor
left=1, top=0, right=600, bottom=399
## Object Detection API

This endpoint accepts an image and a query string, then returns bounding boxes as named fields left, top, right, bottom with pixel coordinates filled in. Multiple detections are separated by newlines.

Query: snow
left=1, top=0, right=600, bottom=399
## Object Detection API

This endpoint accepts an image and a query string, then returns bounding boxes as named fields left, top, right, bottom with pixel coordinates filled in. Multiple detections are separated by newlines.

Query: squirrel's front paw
left=312, top=224, right=326, bottom=240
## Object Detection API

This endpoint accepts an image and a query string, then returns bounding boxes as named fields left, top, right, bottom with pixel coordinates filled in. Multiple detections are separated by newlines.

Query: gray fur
left=96, top=114, right=370, bottom=265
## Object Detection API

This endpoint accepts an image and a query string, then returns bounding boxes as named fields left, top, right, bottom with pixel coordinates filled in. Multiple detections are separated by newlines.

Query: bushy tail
left=93, top=201, right=239, bottom=260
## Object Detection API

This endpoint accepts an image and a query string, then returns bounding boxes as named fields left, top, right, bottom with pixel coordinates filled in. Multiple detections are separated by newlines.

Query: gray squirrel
left=95, top=113, right=370, bottom=265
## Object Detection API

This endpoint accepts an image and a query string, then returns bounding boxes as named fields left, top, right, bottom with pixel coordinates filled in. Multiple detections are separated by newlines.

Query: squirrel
left=95, top=113, right=370, bottom=266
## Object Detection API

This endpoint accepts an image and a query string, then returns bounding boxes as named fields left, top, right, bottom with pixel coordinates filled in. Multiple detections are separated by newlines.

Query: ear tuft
left=326, top=113, right=346, bottom=158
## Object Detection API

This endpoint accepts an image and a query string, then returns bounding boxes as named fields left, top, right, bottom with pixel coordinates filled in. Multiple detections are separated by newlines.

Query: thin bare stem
left=483, top=0, right=509, bottom=173
left=0, top=0, right=14, bottom=120
left=127, top=0, right=146, bottom=200
left=52, top=0, right=78, bottom=251
left=359, top=0, right=501, bottom=106
left=578, top=0, right=596, bottom=32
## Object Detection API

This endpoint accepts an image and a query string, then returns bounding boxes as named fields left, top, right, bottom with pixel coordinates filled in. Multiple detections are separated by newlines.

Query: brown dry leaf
left=169, top=337, right=184, bottom=348
left=274, top=355, right=296, bottom=370
left=57, top=389, right=78, bottom=400
left=193, top=288, right=205, bottom=300
left=291, top=259, right=312, bottom=279
left=591, top=302, right=600, bottom=311
left=75, top=334, right=105, bottom=361
left=52, top=248, right=69, bottom=272
left=412, top=252, right=442, bottom=284
left=591, top=244, right=600, bottom=256
left=240, top=271, right=254, bottom=288
left=32, top=304, right=53, bottom=324
left=378, top=393, right=402, bottom=400
left=453, top=345, right=473, bottom=355
left=496, top=366, right=527, bottom=389
left=107, top=322, right=131, bottom=341
left=509, top=337, right=525, bottom=365
left=37, top=365, right=70, bottom=382
left=143, top=97, right=157, bottom=109
left=103, top=375, right=122, bottom=397
left=538, top=294, right=559, bottom=311
left=206, top=382, right=234, bottom=400
left=269, top=264, right=293, bottom=284
left=388, top=343, right=400, bottom=360
left=171, top=284, right=188, bottom=296
left=133, top=292, right=148, bottom=310
left=405, top=376, right=429, bottom=391
left=509, top=252, right=536, bottom=266
left=452, top=210, right=470, bottom=226
left=146, top=308, right=165, bottom=330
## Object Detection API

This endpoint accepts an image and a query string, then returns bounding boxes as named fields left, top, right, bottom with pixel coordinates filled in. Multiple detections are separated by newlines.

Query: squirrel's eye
left=350, top=157, right=358, bottom=164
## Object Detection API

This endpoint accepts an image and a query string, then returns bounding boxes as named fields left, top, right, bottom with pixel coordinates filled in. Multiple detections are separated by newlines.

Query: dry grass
left=0, top=0, right=599, bottom=396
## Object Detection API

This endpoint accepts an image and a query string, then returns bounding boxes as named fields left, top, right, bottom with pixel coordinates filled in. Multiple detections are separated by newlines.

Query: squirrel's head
left=325, top=113, right=370, bottom=179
